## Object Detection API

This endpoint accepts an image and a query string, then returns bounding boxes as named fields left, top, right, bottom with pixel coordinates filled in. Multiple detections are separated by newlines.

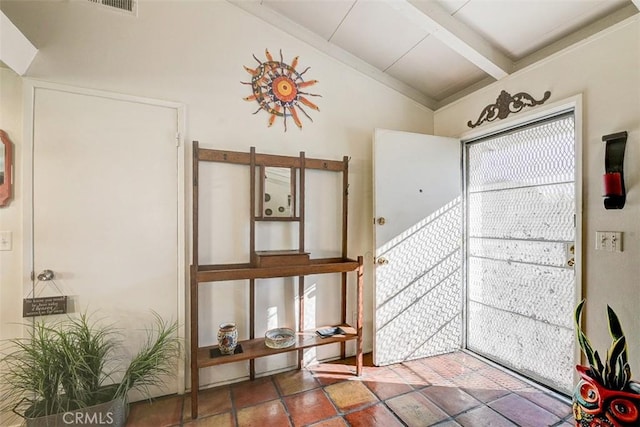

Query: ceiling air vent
left=87, top=0, right=137, bottom=15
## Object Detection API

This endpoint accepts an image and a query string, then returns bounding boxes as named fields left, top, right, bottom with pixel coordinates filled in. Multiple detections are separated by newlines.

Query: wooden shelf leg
left=340, top=271, right=347, bottom=360
left=298, top=275, right=305, bottom=370
left=190, top=265, right=199, bottom=419
left=341, top=156, right=350, bottom=364
left=250, top=279, right=256, bottom=380
left=190, top=367, right=198, bottom=419
left=356, top=256, right=364, bottom=376
left=190, top=143, right=200, bottom=419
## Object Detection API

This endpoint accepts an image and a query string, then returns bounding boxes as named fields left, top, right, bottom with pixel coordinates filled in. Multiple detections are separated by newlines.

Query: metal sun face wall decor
left=242, top=49, right=321, bottom=131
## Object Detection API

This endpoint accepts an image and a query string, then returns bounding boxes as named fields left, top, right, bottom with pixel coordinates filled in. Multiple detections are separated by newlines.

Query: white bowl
left=265, top=327, right=296, bottom=349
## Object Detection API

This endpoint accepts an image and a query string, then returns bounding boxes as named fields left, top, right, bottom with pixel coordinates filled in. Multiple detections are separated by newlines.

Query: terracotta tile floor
left=126, top=351, right=574, bottom=427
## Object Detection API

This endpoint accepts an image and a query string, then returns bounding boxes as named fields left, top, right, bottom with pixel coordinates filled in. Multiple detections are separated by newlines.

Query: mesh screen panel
left=465, top=113, right=575, bottom=394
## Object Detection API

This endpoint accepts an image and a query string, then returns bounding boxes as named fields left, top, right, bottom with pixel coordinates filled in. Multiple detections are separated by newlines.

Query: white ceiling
left=231, top=0, right=639, bottom=109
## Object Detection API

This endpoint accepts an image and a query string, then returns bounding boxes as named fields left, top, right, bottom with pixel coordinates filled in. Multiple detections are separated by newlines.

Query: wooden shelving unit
left=189, top=144, right=363, bottom=419
left=196, top=324, right=357, bottom=368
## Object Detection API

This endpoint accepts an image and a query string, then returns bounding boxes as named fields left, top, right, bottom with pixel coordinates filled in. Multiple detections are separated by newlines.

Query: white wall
left=0, top=0, right=433, bottom=388
left=435, top=16, right=640, bottom=377
left=0, top=66, right=24, bottom=427
left=0, top=68, right=23, bottom=343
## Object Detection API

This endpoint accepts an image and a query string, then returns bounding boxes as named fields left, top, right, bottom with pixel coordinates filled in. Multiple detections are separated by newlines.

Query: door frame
left=22, top=79, right=187, bottom=393
left=459, top=94, right=583, bottom=378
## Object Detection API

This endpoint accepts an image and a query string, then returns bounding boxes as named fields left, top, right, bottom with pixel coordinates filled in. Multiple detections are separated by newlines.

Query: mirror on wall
left=0, top=130, right=13, bottom=207
left=263, top=167, right=294, bottom=218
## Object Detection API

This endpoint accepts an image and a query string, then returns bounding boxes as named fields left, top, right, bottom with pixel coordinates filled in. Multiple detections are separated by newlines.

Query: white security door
left=29, top=85, right=183, bottom=397
left=464, top=112, right=576, bottom=394
left=373, top=129, right=461, bottom=366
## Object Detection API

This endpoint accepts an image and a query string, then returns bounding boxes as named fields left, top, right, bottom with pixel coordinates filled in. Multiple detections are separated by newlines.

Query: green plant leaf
left=623, top=363, right=631, bottom=390
left=615, top=357, right=631, bottom=391
left=573, top=301, right=633, bottom=391
left=591, top=350, right=604, bottom=383
left=575, top=300, right=600, bottom=370
left=1, top=311, right=180, bottom=418
left=115, top=312, right=180, bottom=400
left=575, top=300, right=585, bottom=328
left=607, top=305, right=628, bottom=365
left=605, top=335, right=626, bottom=388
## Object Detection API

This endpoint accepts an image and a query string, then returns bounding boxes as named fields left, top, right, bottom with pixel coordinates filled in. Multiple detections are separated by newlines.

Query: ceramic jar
left=217, top=322, right=238, bottom=355
left=573, top=365, right=640, bottom=426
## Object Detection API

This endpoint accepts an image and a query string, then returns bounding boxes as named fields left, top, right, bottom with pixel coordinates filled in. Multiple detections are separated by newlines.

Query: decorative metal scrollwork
left=467, top=90, right=551, bottom=128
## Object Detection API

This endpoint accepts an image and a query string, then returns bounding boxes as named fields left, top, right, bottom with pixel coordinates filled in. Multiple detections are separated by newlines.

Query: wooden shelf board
left=197, top=148, right=346, bottom=172
left=197, top=325, right=357, bottom=368
left=255, top=217, right=301, bottom=222
left=196, top=258, right=359, bottom=282
left=254, top=250, right=309, bottom=256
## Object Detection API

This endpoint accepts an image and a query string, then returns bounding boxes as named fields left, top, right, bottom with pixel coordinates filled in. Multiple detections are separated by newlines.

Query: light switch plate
left=0, top=231, right=12, bottom=251
left=595, top=231, right=606, bottom=251
left=595, top=231, right=622, bottom=252
left=609, top=231, right=622, bottom=252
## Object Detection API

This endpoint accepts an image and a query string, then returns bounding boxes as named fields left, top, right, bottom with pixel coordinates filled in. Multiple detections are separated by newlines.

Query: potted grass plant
left=573, top=300, right=640, bottom=426
left=0, top=312, right=180, bottom=427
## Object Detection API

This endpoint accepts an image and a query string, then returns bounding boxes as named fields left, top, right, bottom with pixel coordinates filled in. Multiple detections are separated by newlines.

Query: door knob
left=37, top=269, right=55, bottom=281
left=377, top=217, right=386, bottom=225
left=566, top=243, right=575, bottom=267
left=376, top=257, right=389, bottom=265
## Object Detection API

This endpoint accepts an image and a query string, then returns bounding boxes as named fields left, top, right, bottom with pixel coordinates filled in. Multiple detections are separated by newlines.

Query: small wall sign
left=23, top=296, right=68, bottom=317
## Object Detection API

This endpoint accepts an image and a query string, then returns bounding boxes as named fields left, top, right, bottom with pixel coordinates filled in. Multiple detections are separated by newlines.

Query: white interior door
left=29, top=85, right=183, bottom=398
left=373, top=129, right=462, bottom=366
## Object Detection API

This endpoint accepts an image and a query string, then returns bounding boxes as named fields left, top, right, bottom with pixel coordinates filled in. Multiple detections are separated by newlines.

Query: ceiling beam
left=387, top=0, right=513, bottom=80
left=515, top=3, right=639, bottom=72
left=227, top=0, right=438, bottom=110
left=0, top=11, right=37, bottom=75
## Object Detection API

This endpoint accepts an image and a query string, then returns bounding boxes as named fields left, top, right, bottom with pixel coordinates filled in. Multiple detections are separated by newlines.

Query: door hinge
left=30, top=271, right=35, bottom=281
left=175, top=132, right=181, bottom=147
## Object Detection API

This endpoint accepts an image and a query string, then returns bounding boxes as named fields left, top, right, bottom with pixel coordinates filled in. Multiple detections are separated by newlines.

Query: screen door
left=464, top=111, right=576, bottom=394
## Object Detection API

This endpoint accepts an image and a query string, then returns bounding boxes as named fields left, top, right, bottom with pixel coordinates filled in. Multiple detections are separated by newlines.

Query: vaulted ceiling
left=231, top=0, right=640, bottom=109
